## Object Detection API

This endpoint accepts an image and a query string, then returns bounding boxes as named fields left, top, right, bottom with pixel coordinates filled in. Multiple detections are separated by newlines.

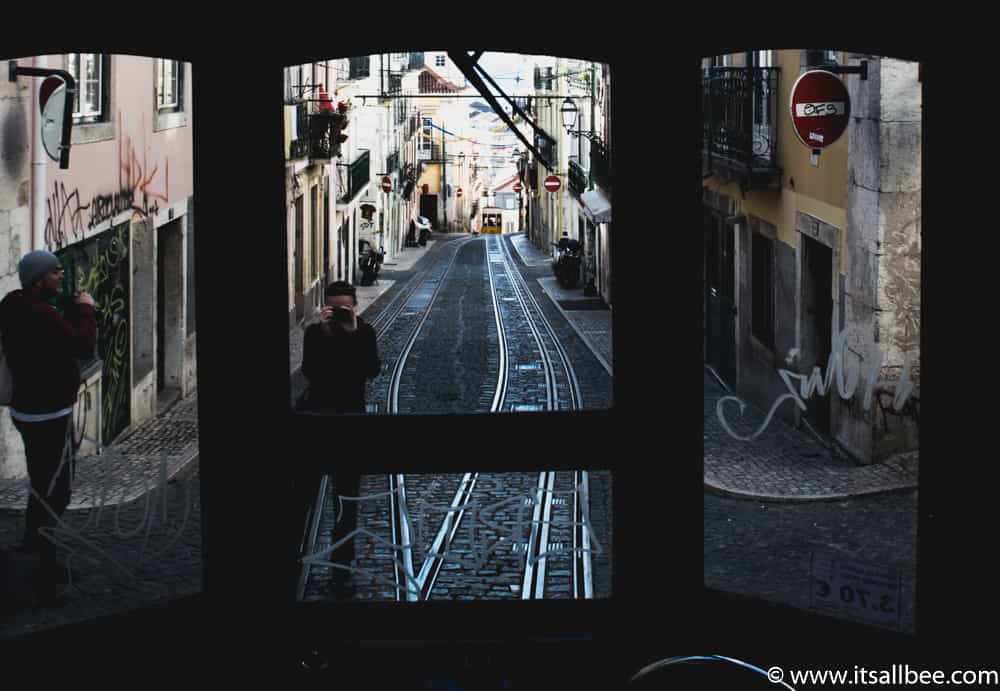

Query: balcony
left=417, top=142, right=442, bottom=162
left=568, top=156, right=588, bottom=198
left=308, top=111, right=348, bottom=162
left=702, top=66, right=781, bottom=189
left=381, top=70, right=402, bottom=100
left=338, top=149, right=370, bottom=204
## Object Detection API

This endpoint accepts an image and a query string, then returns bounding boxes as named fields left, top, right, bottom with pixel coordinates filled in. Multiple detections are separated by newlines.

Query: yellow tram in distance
left=480, top=207, right=503, bottom=235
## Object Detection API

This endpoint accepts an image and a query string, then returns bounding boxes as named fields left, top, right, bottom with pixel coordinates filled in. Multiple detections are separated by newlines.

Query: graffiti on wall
left=45, top=111, right=169, bottom=249
left=57, top=223, right=131, bottom=445
left=717, top=326, right=919, bottom=442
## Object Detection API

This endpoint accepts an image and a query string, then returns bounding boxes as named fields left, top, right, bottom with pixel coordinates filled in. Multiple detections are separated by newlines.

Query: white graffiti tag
left=717, top=328, right=917, bottom=441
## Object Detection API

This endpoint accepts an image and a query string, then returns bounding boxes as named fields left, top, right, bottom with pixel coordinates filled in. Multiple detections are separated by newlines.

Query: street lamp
left=560, top=98, right=579, bottom=133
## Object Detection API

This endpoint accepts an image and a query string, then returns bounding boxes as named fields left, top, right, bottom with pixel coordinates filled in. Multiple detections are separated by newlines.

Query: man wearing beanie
left=0, top=249, right=96, bottom=604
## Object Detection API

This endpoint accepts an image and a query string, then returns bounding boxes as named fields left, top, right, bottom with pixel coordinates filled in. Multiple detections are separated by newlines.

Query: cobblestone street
left=704, top=489, right=917, bottom=635
left=1, top=461, right=202, bottom=639
left=703, top=368, right=918, bottom=635
left=1, top=393, right=202, bottom=638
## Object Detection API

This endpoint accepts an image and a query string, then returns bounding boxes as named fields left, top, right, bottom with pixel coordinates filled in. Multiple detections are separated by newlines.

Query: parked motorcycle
left=358, top=240, right=384, bottom=286
left=551, top=239, right=583, bottom=289
left=416, top=216, right=432, bottom=247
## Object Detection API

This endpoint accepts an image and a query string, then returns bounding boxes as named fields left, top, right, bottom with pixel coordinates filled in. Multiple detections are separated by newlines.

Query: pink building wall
left=38, top=54, right=193, bottom=252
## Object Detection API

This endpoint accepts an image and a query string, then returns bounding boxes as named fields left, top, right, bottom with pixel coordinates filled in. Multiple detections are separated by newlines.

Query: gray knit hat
left=18, top=250, right=61, bottom=288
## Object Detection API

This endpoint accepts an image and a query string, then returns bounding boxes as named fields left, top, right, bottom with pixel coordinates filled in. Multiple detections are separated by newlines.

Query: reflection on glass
left=297, top=470, right=612, bottom=602
left=702, top=50, right=921, bottom=634
left=284, top=52, right=613, bottom=416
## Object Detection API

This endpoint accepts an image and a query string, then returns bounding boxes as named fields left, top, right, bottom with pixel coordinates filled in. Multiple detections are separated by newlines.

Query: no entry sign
left=543, top=175, right=561, bottom=192
left=381, top=176, right=392, bottom=192
left=513, top=181, right=523, bottom=192
left=789, top=70, right=851, bottom=150
left=457, top=187, right=463, bottom=197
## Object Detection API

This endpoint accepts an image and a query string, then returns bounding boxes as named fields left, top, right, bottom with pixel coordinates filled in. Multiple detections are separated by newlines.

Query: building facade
left=524, top=56, right=612, bottom=304
left=1, top=54, right=196, bottom=479
left=702, top=50, right=921, bottom=463
left=284, top=54, right=425, bottom=329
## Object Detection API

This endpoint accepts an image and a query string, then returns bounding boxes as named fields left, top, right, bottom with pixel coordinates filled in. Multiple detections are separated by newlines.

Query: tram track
left=298, top=233, right=596, bottom=602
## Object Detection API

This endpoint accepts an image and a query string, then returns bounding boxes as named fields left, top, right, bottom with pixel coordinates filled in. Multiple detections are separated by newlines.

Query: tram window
left=702, top=50, right=921, bottom=637
left=1, top=54, right=202, bottom=643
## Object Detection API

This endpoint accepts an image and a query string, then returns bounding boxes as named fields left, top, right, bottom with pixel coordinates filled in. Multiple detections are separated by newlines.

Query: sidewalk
left=704, top=368, right=919, bottom=502
left=0, top=393, right=199, bottom=511
left=507, top=233, right=613, bottom=375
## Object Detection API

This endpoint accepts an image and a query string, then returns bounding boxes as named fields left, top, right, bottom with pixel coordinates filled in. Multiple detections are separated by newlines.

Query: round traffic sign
left=457, top=187, right=463, bottom=198
left=543, top=175, right=561, bottom=192
left=789, top=70, right=851, bottom=150
left=513, top=181, right=523, bottom=192
left=39, top=76, right=67, bottom=163
left=381, top=176, right=392, bottom=192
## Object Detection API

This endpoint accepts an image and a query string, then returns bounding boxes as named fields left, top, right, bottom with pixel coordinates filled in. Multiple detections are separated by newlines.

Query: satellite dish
left=39, top=75, right=67, bottom=163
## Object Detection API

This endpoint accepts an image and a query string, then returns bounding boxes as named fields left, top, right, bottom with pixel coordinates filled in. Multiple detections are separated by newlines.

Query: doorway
left=294, top=196, right=305, bottom=322
left=704, top=209, right=737, bottom=387
left=420, top=194, right=438, bottom=228
left=156, top=218, right=184, bottom=413
left=801, top=234, right=834, bottom=434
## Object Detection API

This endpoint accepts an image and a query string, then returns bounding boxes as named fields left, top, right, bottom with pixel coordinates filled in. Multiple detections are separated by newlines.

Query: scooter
left=358, top=241, right=384, bottom=286
left=551, top=240, right=583, bottom=289
left=416, top=216, right=432, bottom=247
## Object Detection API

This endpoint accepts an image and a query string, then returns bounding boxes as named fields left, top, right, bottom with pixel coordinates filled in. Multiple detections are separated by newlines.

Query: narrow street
left=297, top=232, right=613, bottom=602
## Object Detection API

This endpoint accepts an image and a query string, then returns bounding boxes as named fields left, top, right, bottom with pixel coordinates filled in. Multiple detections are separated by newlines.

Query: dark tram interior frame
left=2, top=36, right=967, bottom=684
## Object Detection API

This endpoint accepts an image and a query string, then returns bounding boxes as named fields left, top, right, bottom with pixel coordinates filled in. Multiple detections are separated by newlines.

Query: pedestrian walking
left=0, top=250, right=97, bottom=604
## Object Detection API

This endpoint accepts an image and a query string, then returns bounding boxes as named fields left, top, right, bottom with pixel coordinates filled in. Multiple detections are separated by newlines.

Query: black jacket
left=0, top=290, right=97, bottom=414
left=301, top=317, right=380, bottom=413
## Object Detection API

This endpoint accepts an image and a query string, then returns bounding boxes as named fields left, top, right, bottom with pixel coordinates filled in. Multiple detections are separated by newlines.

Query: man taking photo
left=0, top=250, right=97, bottom=604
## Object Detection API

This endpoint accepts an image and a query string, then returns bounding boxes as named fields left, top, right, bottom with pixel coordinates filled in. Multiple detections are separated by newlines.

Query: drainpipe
left=31, top=55, right=48, bottom=252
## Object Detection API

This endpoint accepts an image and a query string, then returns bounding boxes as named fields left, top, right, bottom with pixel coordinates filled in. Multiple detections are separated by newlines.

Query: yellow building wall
left=419, top=163, right=441, bottom=194
left=703, top=50, right=851, bottom=275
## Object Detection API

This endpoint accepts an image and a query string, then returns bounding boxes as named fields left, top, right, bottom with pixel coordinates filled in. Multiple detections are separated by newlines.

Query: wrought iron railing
left=308, top=111, right=348, bottom=161
left=703, top=66, right=780, bottom=177
left=383, top=70, right=402, bottom=96
left=417, top=142, right=442, bottom=161
left=349, top=56, right=370, bottom=80
left=338, top=150, right=370, bottom=204
left=590, top=137, right=611, bottom=196
left=568, top=156, right=588, bottom=198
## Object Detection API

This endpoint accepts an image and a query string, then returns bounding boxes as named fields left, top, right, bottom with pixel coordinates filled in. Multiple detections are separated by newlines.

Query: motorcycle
left=551, top=239, right=583, bottom=289
left=358, top=240, right=384, bottom=287
left=416, top=216, right=432, bottom=247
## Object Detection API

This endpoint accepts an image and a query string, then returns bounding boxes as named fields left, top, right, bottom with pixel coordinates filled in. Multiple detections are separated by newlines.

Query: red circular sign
left=789, top=70, right=851, bottom=150
left=457, top=187, right=463, bottom=197
left=543, top=175, right=561, bottom=192
left=513, top=181, right=523, bottom=192
left=381, top=176, right=392, bottom=192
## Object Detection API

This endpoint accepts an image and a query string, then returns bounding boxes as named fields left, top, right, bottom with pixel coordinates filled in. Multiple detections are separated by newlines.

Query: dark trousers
left=331, top=472, right=361, bottom=568
left=12, top=415, right=74, bottom=569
